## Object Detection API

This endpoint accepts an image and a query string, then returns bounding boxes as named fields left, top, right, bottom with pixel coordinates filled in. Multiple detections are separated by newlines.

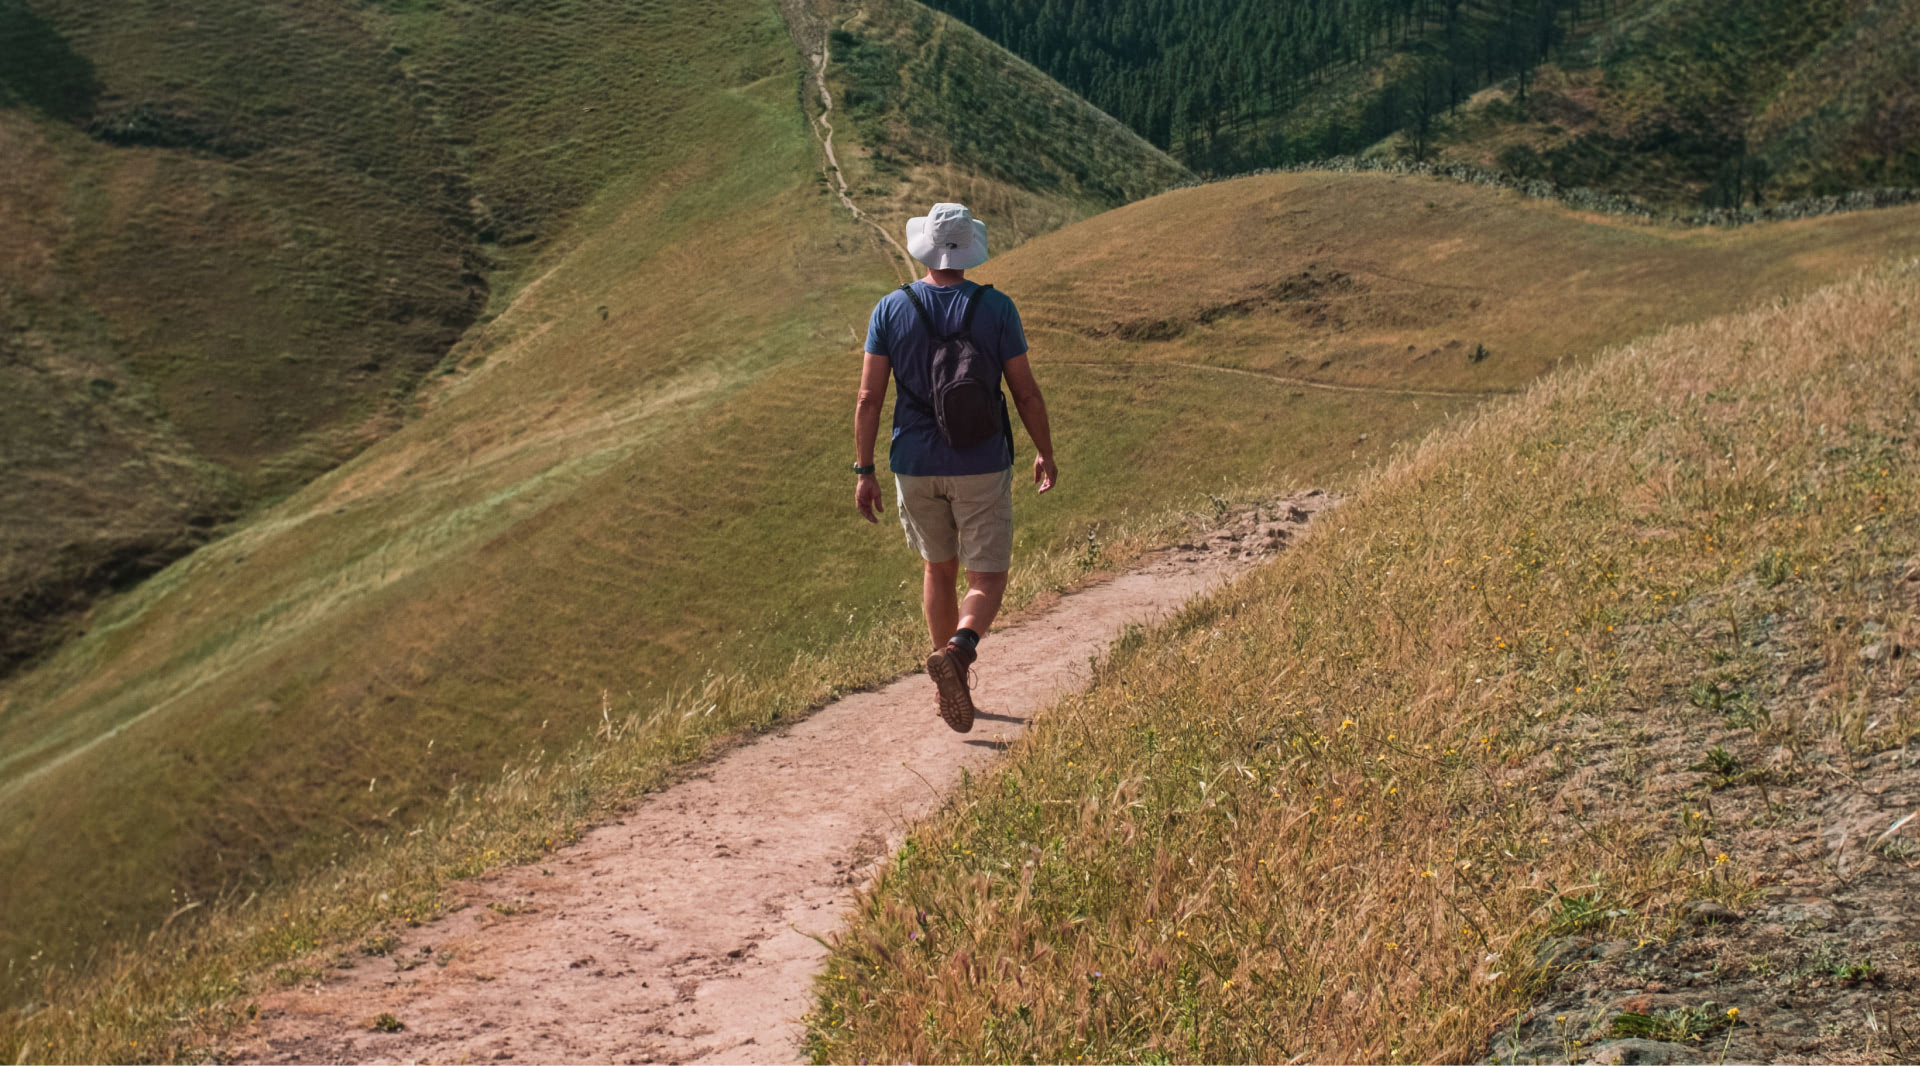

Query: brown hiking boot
left=926, top=644, right=976, bottom=733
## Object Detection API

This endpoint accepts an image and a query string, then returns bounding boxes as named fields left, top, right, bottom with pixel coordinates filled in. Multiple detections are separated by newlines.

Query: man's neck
left=922, top=269, right=966, bottom=287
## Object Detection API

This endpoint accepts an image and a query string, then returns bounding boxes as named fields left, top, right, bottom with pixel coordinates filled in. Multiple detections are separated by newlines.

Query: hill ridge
left=782, top=0, right=917, bottom=279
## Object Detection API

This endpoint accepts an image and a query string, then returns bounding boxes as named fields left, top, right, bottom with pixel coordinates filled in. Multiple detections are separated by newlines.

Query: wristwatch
left=853, top=463, right=876, bottom=476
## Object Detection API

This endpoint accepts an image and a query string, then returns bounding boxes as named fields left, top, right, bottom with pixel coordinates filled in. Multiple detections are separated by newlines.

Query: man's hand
left=1033, top=454, right=1057, bottom=493
left=855, top=473, right=885, bottom=523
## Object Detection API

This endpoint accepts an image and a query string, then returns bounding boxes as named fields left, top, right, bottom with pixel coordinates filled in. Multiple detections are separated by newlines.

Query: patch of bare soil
left=1489, top=570, right=1920, bottom=1064
left=1091, top=264, right=1365, bottom=343
left=220, top=493, right=1335, bottom=1065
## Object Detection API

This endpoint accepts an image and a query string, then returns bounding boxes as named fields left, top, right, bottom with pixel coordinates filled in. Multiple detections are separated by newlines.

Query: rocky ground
left=1490, top=569, right=1920, bottom=1064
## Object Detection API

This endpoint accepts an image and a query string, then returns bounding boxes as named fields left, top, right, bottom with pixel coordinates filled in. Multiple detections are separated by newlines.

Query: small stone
left=1860, top=642, right=1888, bottom=662
left=1767, top=896, right=1841, bottom=927
left=1684, top=900, right=1741, bottom=925
left=1587, top=1037, right=1700, bottom=1064
left=1495, top=1036, right=1568, bottom=1064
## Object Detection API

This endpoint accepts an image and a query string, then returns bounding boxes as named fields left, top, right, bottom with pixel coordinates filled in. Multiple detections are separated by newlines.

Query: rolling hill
left=7, top=146, right=1919, bottom=1007
left=4, top=0, right=1920, bottom=1054
left=810, top=246, right=1920, bottom=1066
left=2, top=0, right=483, bottom=674
left=0, top=0, right=1181, bottom=991
left=913, top=0, right=1920, bottom=208
left=1410, top=0, right=1920, bottom=207
left=0, top=0, right=1183, bottom=678
left=818, top=0, right=1190, bottom=248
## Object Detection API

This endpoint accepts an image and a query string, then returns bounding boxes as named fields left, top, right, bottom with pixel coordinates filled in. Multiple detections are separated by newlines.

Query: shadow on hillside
left=0, top=2, right=99, bottom=121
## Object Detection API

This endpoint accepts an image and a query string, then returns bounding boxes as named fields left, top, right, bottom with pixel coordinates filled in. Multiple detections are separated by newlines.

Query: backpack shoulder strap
left=960, top=283, right=993, bottom=335
left=887, top=285, right=937, bottom=416
left=897, top=283, right=941, bottom=337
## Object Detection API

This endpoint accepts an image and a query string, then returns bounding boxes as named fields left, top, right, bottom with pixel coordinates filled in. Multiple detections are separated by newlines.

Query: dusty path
left=1048, top=356, right=1515, bottom=400
left=226, top=494, right=1333, bottom=1065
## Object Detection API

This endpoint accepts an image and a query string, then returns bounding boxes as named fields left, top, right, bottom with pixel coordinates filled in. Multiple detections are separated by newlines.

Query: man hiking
left=853, top=203, right=1057, bottom=733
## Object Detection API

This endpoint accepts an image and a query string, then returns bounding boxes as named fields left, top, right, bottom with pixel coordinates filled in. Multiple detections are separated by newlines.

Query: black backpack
left=894, top=283, right=1014, bottom=457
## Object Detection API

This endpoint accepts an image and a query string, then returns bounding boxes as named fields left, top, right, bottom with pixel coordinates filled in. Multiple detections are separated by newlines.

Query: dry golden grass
left=807, top=261, right=1920, bottom=1062
left=980, top=171, right=1920, bottom=395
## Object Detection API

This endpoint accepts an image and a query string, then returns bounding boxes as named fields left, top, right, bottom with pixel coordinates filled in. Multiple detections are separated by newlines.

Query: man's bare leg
left=926, top=566, right=1007, bottom=734
left=957, top=569, right=1008, bottom=640
left=922, top=557, right=960, bottom=649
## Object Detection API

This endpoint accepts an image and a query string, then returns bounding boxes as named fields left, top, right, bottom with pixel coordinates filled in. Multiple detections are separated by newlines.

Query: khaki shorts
left=895, top=468, right=1014, bottom=572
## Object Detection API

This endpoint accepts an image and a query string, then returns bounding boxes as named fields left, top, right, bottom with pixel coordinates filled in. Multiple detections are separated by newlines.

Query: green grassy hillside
left=0, top=0, right=481, bottom=672
left=1410, top=0, right=1920, bottom=207
left=908, top=0, right=1919, bottom=208
left=0, top=0, right=1185, bottom=665
left=0, top=0, right=1167, bottom=994
left=807, top=257, right=1920, bottom=1063
left=1748, top=0, right=1920, bottom=196
left=823, top=0, right=1191, bottom=250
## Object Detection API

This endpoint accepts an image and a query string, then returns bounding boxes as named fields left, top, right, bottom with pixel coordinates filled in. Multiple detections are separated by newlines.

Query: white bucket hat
left=905, top=202, right=989, bottom=270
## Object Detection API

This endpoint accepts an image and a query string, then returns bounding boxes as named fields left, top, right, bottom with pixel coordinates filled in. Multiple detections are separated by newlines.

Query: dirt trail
left=226, top=493, right=1333, bottom=1065
left=1048, top=356, right=1515, bottom=400
left=781, top=0, right=915, bottom=281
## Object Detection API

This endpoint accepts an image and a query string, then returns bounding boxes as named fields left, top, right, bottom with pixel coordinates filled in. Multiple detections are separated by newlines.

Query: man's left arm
left=1003, top=354, right=1056, bottom=493
left=854, top=351, right=891, bottom=522
left=997, top=296, right=1055, bottom=493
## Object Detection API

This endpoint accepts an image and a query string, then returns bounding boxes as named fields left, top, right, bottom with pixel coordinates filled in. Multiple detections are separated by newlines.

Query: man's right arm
left=1002, top=354, right=1056, bottom=493
left=854, top=351, right=890, bottom=522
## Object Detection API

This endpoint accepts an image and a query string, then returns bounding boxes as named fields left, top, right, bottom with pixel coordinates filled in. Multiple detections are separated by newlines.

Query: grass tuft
left=1608, top=1002, right=1731, bottom=1042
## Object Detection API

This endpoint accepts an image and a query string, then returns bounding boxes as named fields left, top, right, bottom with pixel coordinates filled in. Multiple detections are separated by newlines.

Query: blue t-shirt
left=864, top=280, right=1028, bottom=477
